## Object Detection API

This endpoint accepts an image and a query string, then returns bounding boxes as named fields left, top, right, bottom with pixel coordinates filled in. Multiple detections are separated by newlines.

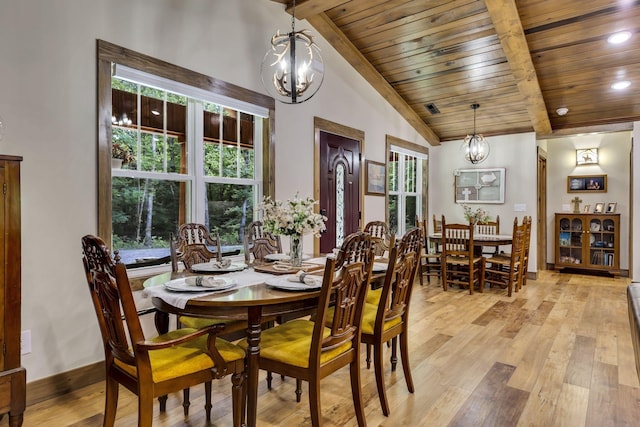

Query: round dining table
left=144, top=269, right=322, bottom=427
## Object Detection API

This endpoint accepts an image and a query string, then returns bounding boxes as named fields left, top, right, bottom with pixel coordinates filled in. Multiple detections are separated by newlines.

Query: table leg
left=154, top=310, right=170, bottom=334
left=245, top=306, right=262, bottom=427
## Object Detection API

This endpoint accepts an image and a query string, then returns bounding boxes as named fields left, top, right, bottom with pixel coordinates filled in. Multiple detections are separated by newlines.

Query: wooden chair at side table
left=364, top=220, right=395, bottom=256
left=484, top=218, right=527, bottom=297
left=441, top=216, right=485, bottom=294
left=239, top=231, right=374, bottom=427
left=360, top=228, right=422, bottom=416
left=81, top=235, right=246, bottom=427
left=416, top=215, right=441, bottom=286
left=243, top=220, right=282, bottom=264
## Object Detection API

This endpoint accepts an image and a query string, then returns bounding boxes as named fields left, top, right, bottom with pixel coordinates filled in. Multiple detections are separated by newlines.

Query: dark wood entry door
left=319, top=131, right=361, bottom=253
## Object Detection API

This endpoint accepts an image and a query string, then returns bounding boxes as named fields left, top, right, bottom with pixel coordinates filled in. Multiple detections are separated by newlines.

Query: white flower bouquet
left=260, top=194, right=327, bottom=237
left=462, top=204, right=490, bottom=224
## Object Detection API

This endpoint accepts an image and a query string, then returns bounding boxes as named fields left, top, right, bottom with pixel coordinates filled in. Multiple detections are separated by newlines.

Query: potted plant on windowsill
left=111, top=143, right=135, bottom=169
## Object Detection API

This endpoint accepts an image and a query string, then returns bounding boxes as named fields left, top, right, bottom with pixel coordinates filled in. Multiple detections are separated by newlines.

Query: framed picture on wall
left=454, top=168, right=505, bottom=204
left=365, top=160, right=386, bottom=196
left=567, top=174, right=607, bottom=193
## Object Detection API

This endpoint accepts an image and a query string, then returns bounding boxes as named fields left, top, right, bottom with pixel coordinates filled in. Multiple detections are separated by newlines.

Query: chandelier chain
left=291, top=0, right=296, bottom=34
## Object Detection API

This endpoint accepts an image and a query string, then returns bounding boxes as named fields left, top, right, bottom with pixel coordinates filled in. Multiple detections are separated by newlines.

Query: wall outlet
left=21, top=330, right=31, bottom=355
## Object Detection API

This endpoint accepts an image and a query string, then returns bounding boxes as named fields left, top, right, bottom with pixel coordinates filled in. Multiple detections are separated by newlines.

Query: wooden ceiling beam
left=284, top=0, right=353, bottom=20
left=484, top=0, right=552, bottom=135
left=306, top=12, right=441, bottom=145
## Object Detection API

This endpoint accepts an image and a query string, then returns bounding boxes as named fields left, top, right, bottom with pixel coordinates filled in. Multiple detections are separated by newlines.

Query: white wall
left=0, top=0, right=430, bottom=382
left=632, top=122, right=640, bottom=280
left=429, top=133, right=539, bottom=270
left=542, top=132, right=632, bottom=270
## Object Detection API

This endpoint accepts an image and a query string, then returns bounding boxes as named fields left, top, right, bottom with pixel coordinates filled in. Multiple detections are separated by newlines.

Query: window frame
left=385, top=135, right=429, bottom=236
left=97, top=40, right=275, bottom=249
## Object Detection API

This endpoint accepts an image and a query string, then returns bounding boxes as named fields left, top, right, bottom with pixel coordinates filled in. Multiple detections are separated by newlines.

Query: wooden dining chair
left=440, top=216, right=485, bottom=294
left=416, top=216, right=441, bottom=286
left=360, top=227, right=422, bottom=416
left=364, top=220, right=395, bottom=257
left=484, top=218, right=527, bottom=296
left=81, top=235, right=246, bottom=427
left=521, top=216, right=532, bottom=287
left=475, top=215, right=500, bottom=255
left=243, top=220, right=282, bottom=264
left=171, top=223, right=222, bottom=271
left=239, top=231, right=374, bottom=427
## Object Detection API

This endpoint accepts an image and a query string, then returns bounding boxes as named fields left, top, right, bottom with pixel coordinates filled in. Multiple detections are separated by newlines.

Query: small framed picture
left=365, top=160, right=386, bottom=196
left=583, top=204, right=591, bottom=213
left=567, top=174, right=607, bottom=193
left=594, top=203, right=605, bottom=213
left=606, top=202, right=617, bottom=213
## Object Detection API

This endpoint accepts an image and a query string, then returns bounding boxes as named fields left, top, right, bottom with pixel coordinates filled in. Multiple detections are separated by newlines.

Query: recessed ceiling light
left=556, top=107, right=569, bottom=116
left=608, top=31, right=632, bottom=44
left=611, top=80, right=631, bottom=90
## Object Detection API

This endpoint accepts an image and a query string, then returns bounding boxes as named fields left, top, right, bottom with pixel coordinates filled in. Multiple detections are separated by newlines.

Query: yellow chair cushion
left=366, top=288, right=382, bottom=305
left=239, top=320, right=351, bottom=368
left=179, top=315, right=242, bottom=330
left=360, top=302, right=402, bottom=335
left=114, top=328, right=245, bottom=383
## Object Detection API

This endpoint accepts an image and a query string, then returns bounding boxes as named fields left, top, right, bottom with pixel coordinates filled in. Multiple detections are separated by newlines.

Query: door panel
left=319, top=131, right=360, bottom=253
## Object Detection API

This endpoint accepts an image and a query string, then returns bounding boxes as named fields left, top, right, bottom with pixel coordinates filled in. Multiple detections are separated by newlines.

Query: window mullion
left=191, top=100, right=204, bottom=223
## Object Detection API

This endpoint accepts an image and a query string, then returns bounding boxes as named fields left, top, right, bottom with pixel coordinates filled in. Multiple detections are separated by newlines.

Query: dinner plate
left=264, top=253, right=311, bottom=262
left=372, top=262, right=388, bottom=273
left=265, top=276, right=322, bottom=291
left=163, top=276, right=236, bottom=292
left=190, top=262, right=247, bottom=273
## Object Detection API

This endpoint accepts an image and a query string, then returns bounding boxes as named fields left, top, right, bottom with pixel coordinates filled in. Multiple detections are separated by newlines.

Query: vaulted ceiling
left=270, top=0, right=640, bottom=145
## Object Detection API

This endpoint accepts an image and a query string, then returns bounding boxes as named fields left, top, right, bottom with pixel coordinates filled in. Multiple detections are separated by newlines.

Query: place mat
left=253, top=262, right=324, bottom=275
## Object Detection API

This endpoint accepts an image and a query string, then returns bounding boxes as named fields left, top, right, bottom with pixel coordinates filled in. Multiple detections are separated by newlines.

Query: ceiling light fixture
left=611, top=80, right=631, bottom=90
left=461, top=103, right=489, bottom=164
left=607, top=31, right=632, bottom=44
left=556, top=107, right=569, bottom=116
left=260, top=0, right=325, bottom=104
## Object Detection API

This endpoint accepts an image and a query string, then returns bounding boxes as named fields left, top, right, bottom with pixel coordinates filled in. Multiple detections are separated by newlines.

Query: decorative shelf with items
left=554, top=213, right=620, bottom=275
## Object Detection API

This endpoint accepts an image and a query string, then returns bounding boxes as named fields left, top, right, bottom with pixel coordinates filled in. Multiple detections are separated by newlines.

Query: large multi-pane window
left=110, top=69, right=265, bottom=266
left=388, top=147, right=426, bottom=236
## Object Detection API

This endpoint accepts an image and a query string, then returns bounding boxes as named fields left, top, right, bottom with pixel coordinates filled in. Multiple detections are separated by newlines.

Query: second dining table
left=142, top=256, right=388, bottom=427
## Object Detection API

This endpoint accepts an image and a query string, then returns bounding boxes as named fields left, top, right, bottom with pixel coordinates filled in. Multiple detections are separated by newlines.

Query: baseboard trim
left=26, top=361, right=104, bottom=406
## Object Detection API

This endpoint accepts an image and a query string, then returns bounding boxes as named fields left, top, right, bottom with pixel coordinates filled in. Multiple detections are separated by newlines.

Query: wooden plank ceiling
left=270, top=0, right=640, bottom=145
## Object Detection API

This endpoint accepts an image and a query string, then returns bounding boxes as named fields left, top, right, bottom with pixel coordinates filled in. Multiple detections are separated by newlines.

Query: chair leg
left=204, top=381, right=212, bottom=421
left=350, top=354, right=367, bottom=426
left=400, top=331, right=414, bottom=393
left=182, top=388, right=190, bottom=416
left=158, top=394, right=168, bottom=413
left=266, top=370, right=273, bottom=389
left=366, top=343, right=372, bottom=369
left=309, top=378, right=322, bottom=427
left=295, top=379, right=303, bottom=402
left=373, top=342, right=390, bottom=416
left=231, top=372, right=244, bottom=427
left=139, top=390, right=154, bottom=427
left=104, top=376, right=119, bottom=427
left=390, top=337, right=398, bottom=372
left=419, top=261, right=424, bottom=286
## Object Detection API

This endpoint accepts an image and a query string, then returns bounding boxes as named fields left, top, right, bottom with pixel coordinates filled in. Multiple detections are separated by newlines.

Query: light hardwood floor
left=23, top=270, right=640, bottom=426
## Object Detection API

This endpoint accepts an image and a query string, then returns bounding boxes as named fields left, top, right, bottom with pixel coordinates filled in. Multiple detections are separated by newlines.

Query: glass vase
left=289, top=234, right=303, bottom=267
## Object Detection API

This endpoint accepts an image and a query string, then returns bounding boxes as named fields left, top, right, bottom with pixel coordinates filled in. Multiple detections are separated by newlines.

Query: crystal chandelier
left=260, top=0, right=325, bottom=104
left=461, top=103, right=489, bottom=164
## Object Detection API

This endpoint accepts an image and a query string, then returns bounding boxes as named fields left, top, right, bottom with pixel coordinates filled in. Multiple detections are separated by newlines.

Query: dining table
left=428, top=232, right=513, bottom=255
left=142, top=255, right=388, bottom=427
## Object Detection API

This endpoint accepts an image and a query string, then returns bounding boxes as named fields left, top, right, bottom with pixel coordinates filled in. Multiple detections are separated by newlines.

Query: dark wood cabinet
left=0, top=155, right=25, bottom=427
left=554, top=213, right=620, bottom=275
